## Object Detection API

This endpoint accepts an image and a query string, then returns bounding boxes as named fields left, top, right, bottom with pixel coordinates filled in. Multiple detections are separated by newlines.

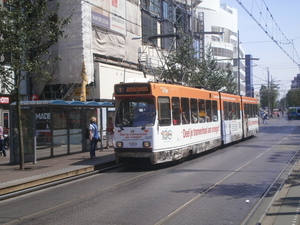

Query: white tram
left=114, top=82, right=259, bottom=164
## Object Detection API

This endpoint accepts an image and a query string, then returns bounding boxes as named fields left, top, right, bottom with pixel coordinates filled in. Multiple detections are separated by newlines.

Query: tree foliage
left=159, top=32, right=200, bottom=84
left=286, top=88, right=300, bottom=107
left=159, top=34, right=237, bottom=94
left=259, top=82, right=280, bottom=112
left=0, top=0, right=71, bottom=169
left=189, top=46, right=237, bottom=94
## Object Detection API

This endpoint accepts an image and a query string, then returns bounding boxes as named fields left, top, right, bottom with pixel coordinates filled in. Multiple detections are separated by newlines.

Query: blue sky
left=220, top=0, right=300, bottom=97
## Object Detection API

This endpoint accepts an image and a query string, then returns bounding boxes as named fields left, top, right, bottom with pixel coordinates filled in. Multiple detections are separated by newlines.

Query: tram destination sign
left=115, top=83, right=151, bottom=95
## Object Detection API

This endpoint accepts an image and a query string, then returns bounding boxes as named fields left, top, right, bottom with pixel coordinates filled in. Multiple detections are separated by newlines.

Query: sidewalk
left=261, top=156, right=300, bottom=225
left=0, top=148, right=116, bottom=196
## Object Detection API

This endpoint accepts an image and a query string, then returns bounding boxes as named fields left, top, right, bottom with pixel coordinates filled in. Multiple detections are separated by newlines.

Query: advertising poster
left=90, top=0, right=126, bottom=35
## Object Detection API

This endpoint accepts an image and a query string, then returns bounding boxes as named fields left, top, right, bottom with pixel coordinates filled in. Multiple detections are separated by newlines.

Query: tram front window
left=116, top=99, right=156, bottom=127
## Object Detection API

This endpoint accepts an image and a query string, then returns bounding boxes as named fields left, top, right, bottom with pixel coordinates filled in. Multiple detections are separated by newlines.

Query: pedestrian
left=106, top=117, right=114, bottom=148
left=287, top=112, right=292, bottom=121
left=262, top=113, right=268, bottom=124
left=0, top=124, right=7, bottom=157
left=89, top=116, right=99, bottom=159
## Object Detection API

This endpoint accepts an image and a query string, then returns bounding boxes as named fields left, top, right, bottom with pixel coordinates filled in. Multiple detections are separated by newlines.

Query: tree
left=159, top=31, right=201, bottom=84
left=259, top=85, right=268, bottom=108
left=221, top=63, right=237, bottom=94
left=159, top=35, right=237, bottom=94
left=259, top=81, right=279, bottom=112
left=286, top=88, right=300, bottom=107
left=189, top=45, right=237, bottom=93
left=0, top=0, right=71, bottom=170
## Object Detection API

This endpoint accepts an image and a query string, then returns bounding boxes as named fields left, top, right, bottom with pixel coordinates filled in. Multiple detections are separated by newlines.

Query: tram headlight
left=116, top=141, right=123, bottom=148
left=143, top=141, right=151, bottom=147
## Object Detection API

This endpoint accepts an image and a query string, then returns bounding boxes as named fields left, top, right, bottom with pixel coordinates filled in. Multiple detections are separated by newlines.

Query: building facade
left=196, top=0, right=247, bottom=95
left=1, top=0, right=252, bottom=103
left=245, top=54, right=254, bottom=97
left=29, top=0, right=205, bottom=101
left=291, top=74, right=300, bottom=89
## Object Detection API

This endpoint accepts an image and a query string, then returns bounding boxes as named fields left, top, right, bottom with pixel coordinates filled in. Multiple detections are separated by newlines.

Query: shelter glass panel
left=52, top=107, right=68, bottom=156
left=69, top=108, right=83, bottom=153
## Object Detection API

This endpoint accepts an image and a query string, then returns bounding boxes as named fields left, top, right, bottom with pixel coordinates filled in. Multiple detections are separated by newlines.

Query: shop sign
left=31, top=94, right=40, bottom=101
left=0, top=97, right=9, bottom=104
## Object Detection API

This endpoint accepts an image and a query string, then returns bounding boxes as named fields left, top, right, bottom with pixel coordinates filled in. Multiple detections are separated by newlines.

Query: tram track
left=154, top=128, right=300, bottom=225
left=0, top=163, right=123, bottom=201
left=1, top=164, right=157, bottom=225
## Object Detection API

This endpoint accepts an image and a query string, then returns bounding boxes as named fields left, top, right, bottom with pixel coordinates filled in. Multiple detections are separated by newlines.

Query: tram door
left=1, top=109, right=9, bottom=135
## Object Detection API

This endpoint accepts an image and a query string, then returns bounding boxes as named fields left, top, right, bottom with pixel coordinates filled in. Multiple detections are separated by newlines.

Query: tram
left=113, top=81, right=259, bottom=164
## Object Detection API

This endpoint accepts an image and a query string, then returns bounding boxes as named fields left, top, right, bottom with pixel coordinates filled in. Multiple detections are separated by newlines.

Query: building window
left=161, top=21, right=174, bottom=49
left=212, top=47, right=233, bottom=58
left=162, top=1, right=175, bottom=22
left=142, top=11, right=158, bottom=44
left=141, top=0, right=161, bottom=16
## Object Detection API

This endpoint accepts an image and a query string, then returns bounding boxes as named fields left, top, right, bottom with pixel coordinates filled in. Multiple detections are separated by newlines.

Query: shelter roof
left=10, top=100, right=114, bottom=107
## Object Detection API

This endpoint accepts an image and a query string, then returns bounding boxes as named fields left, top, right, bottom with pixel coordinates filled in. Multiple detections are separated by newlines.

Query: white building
left=196, top=0, right=246, bottom=95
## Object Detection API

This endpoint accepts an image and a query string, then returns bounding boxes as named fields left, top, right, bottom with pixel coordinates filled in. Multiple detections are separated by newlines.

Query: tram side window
left=190, top=98, right=198, bottom=123
left=172, top=97, right=181, bottom=125
left=254, top=104, right=259, bottom=117
left=248, top=104, right=252, bottom=118
left=223, top=101, right=229, bottom=120
left=158, top=97, right=171, bottom=126
left=244, top=104, right=249, bottom=118
left=212, top=100, right=218, bottom=122
left=248, top=103, right=253, bottom=118
left=228, top=102, right=234, bottom=120
left=181, top=97, right=190, bottom=124
left=206, top=100, right=212, bottom=122
left=198, top=99, right=206, bottom=123
left=236, top=103, right=241, bottom=119
left=251, top=104, right=257, bottom=118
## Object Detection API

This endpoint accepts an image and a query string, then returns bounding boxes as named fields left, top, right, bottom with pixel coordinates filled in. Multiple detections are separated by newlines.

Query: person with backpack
left=88, top=116, right=99, bottom=159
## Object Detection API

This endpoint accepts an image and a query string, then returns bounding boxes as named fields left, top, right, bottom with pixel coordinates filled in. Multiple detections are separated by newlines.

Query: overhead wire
left=236, top=0, right=300, bottom=69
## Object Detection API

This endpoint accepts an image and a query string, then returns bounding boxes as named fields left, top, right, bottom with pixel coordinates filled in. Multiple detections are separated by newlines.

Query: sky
left=219, top=0, right=300, bottom=98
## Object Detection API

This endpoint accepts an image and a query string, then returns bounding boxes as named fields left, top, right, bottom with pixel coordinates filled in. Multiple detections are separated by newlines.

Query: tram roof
left=10, top=100, right=114, bottom=107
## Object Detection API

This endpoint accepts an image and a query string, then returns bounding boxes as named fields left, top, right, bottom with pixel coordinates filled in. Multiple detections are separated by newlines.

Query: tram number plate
left=129, top=142, right=137, bottom=147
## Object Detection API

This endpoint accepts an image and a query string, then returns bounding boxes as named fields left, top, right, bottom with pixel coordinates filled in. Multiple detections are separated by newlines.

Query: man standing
left=0, top=124, right=6, bottom=157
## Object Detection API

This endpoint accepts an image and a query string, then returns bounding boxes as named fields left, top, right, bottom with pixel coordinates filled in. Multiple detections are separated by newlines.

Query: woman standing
left=89, top=116, right=99, bottom=158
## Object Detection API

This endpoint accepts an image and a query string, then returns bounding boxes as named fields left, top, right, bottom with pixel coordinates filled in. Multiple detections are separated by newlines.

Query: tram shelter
left=9, top=100, right=114, bottom=164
